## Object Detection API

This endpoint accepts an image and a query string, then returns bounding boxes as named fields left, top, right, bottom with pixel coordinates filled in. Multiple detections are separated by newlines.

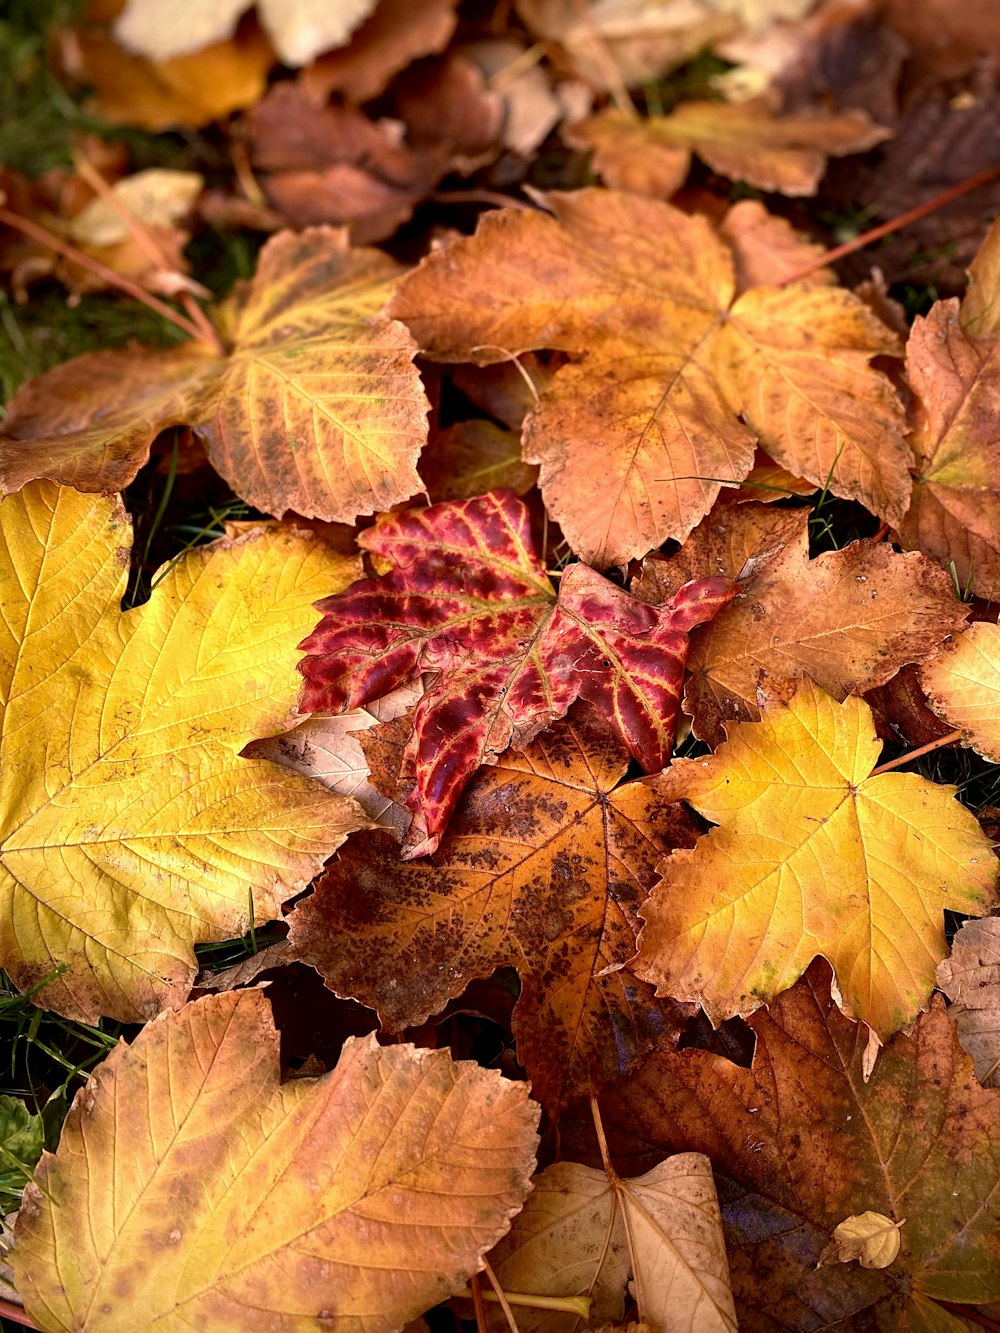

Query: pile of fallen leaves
left=4, top=0, right=1000, bottom=1329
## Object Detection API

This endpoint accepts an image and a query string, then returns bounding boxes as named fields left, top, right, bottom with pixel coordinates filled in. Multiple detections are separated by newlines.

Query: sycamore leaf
left=900, top=222, right=1000, bottom=598
left=389, top=189, right=908, bottom=567
left=719, top=200, right=835, bottom=293
left=817, top=1212, right=904, bottom=1271
left=0, top=228, right=429, bottom=526
left=243, top=681, right=422, bottom=838
left=637, top=503, right=968, bottom=745
left=936, top=916, right=1000, bottom=1086
left=636, top=677, right=997, bottom=1038
left=566, top=103, right=891, bottom=197
left=485, top=1156, right=736, bottom=1333
left=298, top=491, right=735, bottom=856
left=12, top=988, right=540, bottom=1332
left=922, top=621, right=1000, bottom=761
left=0, top=481, right=368, bottom=1024
left=115, top=0, right=378, bottom=66
left=580, top=961, right=1000, bottom=1329
left=286, top=711, right=698, bottom=1111
left=419, top=420, right=539, bottom=503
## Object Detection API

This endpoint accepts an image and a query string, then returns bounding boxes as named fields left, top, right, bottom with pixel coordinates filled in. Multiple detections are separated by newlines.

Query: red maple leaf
left=298, top=491, right=735, bottom=855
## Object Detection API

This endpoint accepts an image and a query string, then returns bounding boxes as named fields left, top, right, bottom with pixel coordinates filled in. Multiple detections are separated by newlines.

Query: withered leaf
left=937, top=916, right=1000, bottom=1087
left=567, top=102, right=891, bottom=198
left=922, top=621, right=1000, bottom=762
left=298, top=490, right=734, bottom=856
left=390, top=189, right=908, bottom=566
left=13, top=989, right=540, bottom=1331
left=287, top=711, right=698, bottom=1111
left=0, top=227, right=429, bottom=525
left=577, top=961, right=1000, bottom=1329
left=639, top=503, right=968, bottom=746
left=637, top=678, right=997, bottom=1038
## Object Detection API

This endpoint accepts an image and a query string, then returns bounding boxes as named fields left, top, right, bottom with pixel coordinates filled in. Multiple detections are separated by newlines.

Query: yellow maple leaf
left=922, top=621, right=1000, bottom=761
left=636, top=678, right=998, bottom=1037
left=0, top=481, right=368, bottom=1023
left=12, top=988, right=540, bottom=1331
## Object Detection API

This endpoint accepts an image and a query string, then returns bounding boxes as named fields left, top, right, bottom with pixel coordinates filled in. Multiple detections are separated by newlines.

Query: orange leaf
left=12, top=989, right=539, bottom=1331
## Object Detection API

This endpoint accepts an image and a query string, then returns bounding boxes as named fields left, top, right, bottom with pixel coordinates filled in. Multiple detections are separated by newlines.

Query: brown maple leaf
left=287, top=709, right=697, bottom=1111
left=389, top=189, right=908, bottom=567
left=298, top=489, right=735, bottom=856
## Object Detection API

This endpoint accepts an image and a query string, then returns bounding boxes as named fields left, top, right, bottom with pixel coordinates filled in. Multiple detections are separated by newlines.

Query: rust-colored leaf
left=0, top=227, right=429, bottom=525
left=937, top=916, right=1000, bottom=1087
left=287, top=710, right=698, bottom=1111
left=567, top=102, right=891, bottom=198
left=390, top=189, right=908, bottom=566
left=638, top=503, right=968, bottom=746
left=575, top=961, right=1000, bottom=1329
left=12, top=989, right=539, bottom=1332
left=298, top=490, right=734, bottom=855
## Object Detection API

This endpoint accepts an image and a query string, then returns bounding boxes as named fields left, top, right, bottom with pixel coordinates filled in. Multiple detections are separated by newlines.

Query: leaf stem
left=779, top=165, right=1000, bottom=286
left=0, top=205, right=208, bottom=345
left=458, top=1288, right=593, bottom=1318
left=470, top=1272, right=489, bottom=1333
left=483, top=1259, right=522, bottom=1333
left=929, top=1300, right=1000, bottom=1331
left=869, top=729, right=963, bottom=776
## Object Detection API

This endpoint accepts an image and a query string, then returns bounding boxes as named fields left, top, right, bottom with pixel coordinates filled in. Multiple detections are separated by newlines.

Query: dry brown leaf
left=390, top=189, right=907, bottom=566
left=12, top=989, right=540, bottom=1331
left=567, top=101, right=891, bottom=197
left=286, top=711, right=698, bottom=1110
left=719, top=199, right=834, bottom=292
left=301, top=0, right=458, bottom=104
left=486, top=1156, right=736, bottom=1333
left=937, top=916, right=1000, bottom=1087
left=638, top=503, right=967, bottom=745
left=817, top=1212, right=904, bottom=1270
left=419, top=420, right=538, bottom=502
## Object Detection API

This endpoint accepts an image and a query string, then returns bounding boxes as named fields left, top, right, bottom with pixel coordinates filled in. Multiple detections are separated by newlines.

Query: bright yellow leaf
left=0, top=481, right=367, bottom=1023
left=12, top=988, right=540, bottom=1332
left=636, top=678, right=997, bottom=1037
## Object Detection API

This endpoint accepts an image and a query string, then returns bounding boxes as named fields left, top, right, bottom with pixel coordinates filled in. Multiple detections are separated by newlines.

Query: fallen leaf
left=574, top=961, right=1000, bottom=1328
left=900, top=296, right=1000, bottom=601
left=485, top=1155, right=736, bottom=1333
left=566, top=102, right=891, bottom=197
left=937, top=916, right=1000, bottom=1087
left=882, top=0, right=1000, bottom=78
left=392, top=52, right=505, bottom=170
left=718, top=199, right=834, bottom=292
left=300, top=0, right=458, bottom=104
left=298, top=490, right=735, bottom=856
left=56, top=20, right=274, bottom=131
left=287, top=710, right=698, bottom=1110
left=817, top=1212, right=904, bottom=1270
left=419, top=420, right=539, bottom=502
left=640, top=503, right=969, bottom=745
left=390, top=189, right=908, bottom=566
left=636, top=677, right=997, bottom=1037
left=115, top=0, right=379, bottom=66
left=243, top=681, right=423, bottom=838
left=922, top=621, right=1000, bottom=761
left=12, top=988, right=540, bottom=1331
left=462, top=39, right=565, bottom=158
left=66, top=168, right=204, bottom=246
left=0, top=227, right=430, bottom=525
left=0, top=481, right=368, bottom=1023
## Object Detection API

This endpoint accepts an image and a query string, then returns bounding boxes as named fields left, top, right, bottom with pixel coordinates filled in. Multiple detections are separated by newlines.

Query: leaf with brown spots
left=570, top=961, right=1000, bottom=1331
left=0, top=227, right=429, bottom=525
left=286, top=710, right=698, bottom=1111
left=12, top=988, right=540, bottom=1332
left=0, top=481, right=368, bottom=1024
left=298, top=490, right=735, bottom=856
left=636, top=502, right=968, bottom=746
left=566, top=102, right=891, bottom=198
left=389, top=189, right=908, bottom=566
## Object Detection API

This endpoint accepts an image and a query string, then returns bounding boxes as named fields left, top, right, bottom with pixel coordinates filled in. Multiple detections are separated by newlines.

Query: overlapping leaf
left=485, top=1155, right=736, bottom=1333
left=579, top=962, right=1000, bottom=1330
left=937, top=916, right=1000, bottom=1086
left=566, top=103, right=891, bottom=198
left=298, top=490, right=734, bottom=855
left=287, top=711, right=698, bottom=1110
left=636, top=503, right=968, bottom=745
left=0, top=481, right=368, bottom=1023
left=0, top=227, right=428, bottom=524
left=390, top=189, right=908, bottom=566
left=13, top=989, right=540, bottom=1332
left=922, top=620, right=1000, bottom=760
left=637, top=678, right=997, bottom=1037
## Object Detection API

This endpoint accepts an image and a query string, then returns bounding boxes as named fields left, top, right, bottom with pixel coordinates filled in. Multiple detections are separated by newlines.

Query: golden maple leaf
left=636, top=678, right=998, bottom=1037
left=12, top=989, right=540, bottom=1331
left=390, top=189, right=908, bottom=567
left=0, top=481, right=368, bottom=1023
